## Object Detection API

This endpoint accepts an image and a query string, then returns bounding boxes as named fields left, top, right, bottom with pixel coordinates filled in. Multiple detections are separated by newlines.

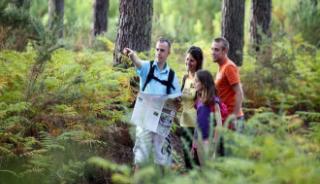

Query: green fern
left=296, top=111, right=320, bottom=122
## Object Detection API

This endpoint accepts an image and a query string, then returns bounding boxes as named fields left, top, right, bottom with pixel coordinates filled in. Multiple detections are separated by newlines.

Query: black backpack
left=142, top=61, right=175, bottom=94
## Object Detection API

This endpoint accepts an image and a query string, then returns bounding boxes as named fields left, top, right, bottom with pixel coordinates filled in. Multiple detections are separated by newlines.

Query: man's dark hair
left=157, top=37, right=171, bottom=49
left=214, top=37, right=229, bottom=51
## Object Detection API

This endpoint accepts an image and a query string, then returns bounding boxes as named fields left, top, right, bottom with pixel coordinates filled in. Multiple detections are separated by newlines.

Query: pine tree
left=113, top=0, right=153, bottom=66
left=221, top=0, right=245, bottom=66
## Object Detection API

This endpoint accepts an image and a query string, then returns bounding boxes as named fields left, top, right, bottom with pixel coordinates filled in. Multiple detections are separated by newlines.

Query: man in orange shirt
left=212, top=37, right=244, bottom=131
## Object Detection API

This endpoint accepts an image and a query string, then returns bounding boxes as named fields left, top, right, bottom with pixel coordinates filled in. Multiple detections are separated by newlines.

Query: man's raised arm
left=123, top=48, right=142, bottom=69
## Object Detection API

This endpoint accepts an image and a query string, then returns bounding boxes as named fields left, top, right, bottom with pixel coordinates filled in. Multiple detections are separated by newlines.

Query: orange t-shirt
left=215, top=58, right=243, bottom=117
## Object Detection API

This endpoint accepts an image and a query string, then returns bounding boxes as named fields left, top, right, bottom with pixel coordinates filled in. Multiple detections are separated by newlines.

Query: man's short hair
left=157, top=37, right=171, bottom=49
left=213, top=37, right=229, bottom=51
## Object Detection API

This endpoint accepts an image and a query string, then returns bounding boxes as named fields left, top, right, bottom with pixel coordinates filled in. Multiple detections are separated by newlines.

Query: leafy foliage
left=0, top=48, right=135, bottom=183
left=153, top=0, right=221, bottom=42
left=1, top=0, right=320, bottom=184
left=242, top=35, right=320, bottom=113
left=87, top=112, right=320, bottom=184
left=289, top=0, right=320, bottom=47
left=0, top=0, right=45, bottom=51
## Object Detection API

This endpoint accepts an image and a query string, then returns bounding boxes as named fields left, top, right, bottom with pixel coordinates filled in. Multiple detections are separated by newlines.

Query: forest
left=0, top=0, right=320, bottom=183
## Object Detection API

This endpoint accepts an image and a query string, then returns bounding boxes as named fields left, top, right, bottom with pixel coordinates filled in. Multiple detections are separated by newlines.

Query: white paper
left=130, top=92, right=179, bottom=137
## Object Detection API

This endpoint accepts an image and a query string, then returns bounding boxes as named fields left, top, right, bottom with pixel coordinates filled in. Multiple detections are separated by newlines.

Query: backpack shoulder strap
left=142, top=61, right=176, bottom=94
left=209, top=99, right=216, bottom=112
left=166, top=69, right=175, bottom=94
left=213, top=96, right=228, bottom=122
left=214, top=96, right=221, bottom=105
left=180, top=74, right=188, bottom=91
left=142, top=61, right=155, bottom=92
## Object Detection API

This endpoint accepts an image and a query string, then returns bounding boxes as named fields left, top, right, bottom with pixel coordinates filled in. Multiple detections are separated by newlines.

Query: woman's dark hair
left=195, top=70, right=216, bottom=105
left=187, top=46, right=203, bottom=71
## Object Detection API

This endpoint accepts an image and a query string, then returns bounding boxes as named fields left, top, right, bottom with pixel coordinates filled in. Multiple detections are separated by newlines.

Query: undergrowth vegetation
left=1, top=35, right=320, bottom=183
left=1, top=0, right=320, bottom=183
left=0, top=48, right=135, bottom=184
left=127, top=112, right=320, bottom=184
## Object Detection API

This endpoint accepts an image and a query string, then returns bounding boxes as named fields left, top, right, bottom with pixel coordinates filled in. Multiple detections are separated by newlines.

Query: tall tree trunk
left=48, top=0, right=64, bottom=38
left=221, top=0, right=245, bottom=66
left=250, top=0, right=272, bottom=53
left=113, top=0, right=153, bottom=66
left=92, top=0, right=109, bottom=36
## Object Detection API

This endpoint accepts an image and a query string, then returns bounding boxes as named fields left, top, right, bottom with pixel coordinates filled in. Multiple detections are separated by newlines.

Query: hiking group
left=123, top=37, right=244, bottom=172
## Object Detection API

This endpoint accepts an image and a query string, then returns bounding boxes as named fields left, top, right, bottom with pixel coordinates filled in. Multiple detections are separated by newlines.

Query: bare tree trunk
left=113, top=0, right=153, bottom=66
left=221, top=0, right=245, bottom=66
left=92, top=0, right=109, bottom=36
left=250, top=0, right=273, bottom=93
left=250, top=0, right=272, bottom=53
left=48, top=0, right=64, bottom=38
